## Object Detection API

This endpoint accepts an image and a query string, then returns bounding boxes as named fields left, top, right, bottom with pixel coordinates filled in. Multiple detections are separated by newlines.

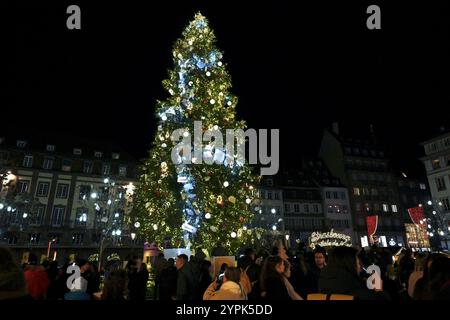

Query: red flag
left=408, top=206, right=425, bottom=225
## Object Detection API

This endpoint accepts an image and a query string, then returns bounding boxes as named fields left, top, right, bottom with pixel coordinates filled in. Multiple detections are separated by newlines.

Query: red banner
left=408, top=206, right=425, bottom=225
left=366, top=215, right=378, bottom=237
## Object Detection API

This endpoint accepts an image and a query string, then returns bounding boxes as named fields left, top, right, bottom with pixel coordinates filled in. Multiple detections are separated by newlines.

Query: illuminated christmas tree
left=134, top=13, right=261, bottom=253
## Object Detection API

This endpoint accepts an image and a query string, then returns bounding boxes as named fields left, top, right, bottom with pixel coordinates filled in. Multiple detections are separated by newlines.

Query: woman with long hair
left=259, top=255, right=291, bottom=300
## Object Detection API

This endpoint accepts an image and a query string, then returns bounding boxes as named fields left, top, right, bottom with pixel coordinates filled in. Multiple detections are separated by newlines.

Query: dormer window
left=94, top=151, right=103, bottom=158
left=17, top=140, right=27, bottom=148
left=73, top=148, right=82, bottom=155
left=112, top=153, right=120, bottom=160
left=46, top=144, right=55, bottom=152
left=266, top=178, right=274, bottom=186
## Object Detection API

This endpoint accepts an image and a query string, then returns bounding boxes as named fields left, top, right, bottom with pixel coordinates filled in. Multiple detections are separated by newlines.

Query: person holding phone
left=215, top=263, right=228, bottom=290
left=203, top=267, right=247, bottom=300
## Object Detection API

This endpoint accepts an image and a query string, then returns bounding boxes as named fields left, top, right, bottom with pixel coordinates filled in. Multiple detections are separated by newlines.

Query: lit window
left=94, top=151, right=103, bottom=158
left=383, top=204, right=389, bottom=212
left=73, top=148, right=82, bottom=155
left=392, top=205, right=398, bottom=213
left=353, top=188, right=360, bottom=196
left=112, top=153, right=120, bottom=160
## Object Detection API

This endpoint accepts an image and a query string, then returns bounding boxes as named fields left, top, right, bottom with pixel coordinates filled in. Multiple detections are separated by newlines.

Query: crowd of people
left=1, top=242, right=449, bottom=301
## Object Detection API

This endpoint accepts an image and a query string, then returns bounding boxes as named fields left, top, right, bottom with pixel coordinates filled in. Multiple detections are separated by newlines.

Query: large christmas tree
left=134, top=13, right=261, bottom=253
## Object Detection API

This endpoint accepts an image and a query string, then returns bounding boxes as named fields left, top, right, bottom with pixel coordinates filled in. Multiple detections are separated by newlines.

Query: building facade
left=397, top=173, right=432, bottom=250
left=0, top=136, right=142, bottom=263
left=254, top=176, right=285, bottom=232
left=420, top=131, right=450, bottom=249
left=256, top=171, right=326, bottom=246
left=319, top=124, right=405, bottom=248
left=303, top=158, right=355, bottom=243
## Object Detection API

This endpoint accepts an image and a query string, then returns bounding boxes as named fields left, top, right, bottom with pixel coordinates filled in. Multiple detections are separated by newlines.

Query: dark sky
left=6, top=1, right=450, bottom=177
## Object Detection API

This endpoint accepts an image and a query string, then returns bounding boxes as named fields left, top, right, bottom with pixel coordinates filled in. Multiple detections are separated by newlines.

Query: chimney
left=332, top=122, right=339, bottom=136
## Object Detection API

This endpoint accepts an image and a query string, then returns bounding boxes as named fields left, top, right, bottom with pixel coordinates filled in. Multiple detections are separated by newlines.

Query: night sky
left=6, top=1, right=450, bottom=177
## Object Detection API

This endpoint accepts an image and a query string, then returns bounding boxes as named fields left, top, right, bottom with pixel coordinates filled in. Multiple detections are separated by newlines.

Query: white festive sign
left=309, top=229, right=352, bottom=249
